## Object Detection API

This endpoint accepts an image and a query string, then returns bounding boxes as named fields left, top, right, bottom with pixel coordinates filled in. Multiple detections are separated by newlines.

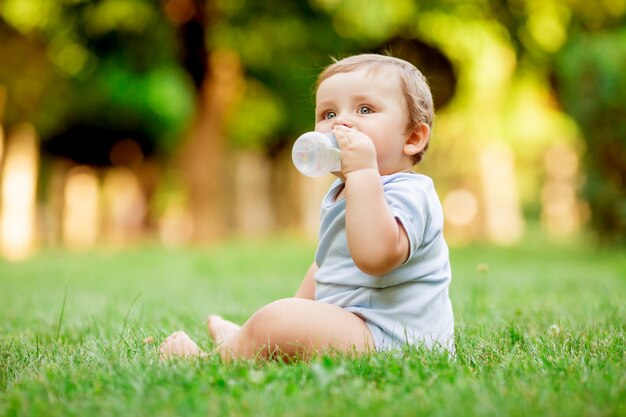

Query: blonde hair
left=316, top=53, right=434, bottom=164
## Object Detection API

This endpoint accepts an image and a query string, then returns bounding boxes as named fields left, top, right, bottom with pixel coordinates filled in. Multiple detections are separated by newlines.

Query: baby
left=160, top=53, right=454, bottom=360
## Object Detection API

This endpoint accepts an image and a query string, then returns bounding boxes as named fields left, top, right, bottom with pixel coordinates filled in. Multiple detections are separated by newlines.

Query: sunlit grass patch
left=1, top=238, right=624, bottom=416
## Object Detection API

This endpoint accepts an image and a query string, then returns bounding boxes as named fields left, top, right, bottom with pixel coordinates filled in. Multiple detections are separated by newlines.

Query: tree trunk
left=168, top=0, right=241, bottom=242
left=179, top=51, right=241, bottom=242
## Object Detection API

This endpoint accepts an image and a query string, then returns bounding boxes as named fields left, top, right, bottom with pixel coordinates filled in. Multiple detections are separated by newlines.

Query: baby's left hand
left=333, top=125, right=378, bottom=176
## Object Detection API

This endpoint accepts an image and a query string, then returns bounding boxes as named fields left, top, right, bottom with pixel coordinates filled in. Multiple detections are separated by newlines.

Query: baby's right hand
left=333, top=125, right=378, bottom=176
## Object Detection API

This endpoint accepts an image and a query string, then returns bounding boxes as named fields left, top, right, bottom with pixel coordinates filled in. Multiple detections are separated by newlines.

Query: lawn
left=1, top=236, right=624, bottom=417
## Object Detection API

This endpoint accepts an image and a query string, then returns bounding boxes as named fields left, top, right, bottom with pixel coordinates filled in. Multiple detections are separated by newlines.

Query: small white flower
left=547, top=324, right=561, bottom=336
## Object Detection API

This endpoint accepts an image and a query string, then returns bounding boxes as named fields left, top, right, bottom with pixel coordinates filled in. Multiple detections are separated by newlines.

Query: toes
left=159, top=331, right=185, bottom=357
left=158, top=330, right=205, bottom=360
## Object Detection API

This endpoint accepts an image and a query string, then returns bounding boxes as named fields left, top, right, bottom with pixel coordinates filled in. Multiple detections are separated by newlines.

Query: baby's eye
left=357, top=106, right=372, bottom=114
left=324, top=111, right=336, bottom=120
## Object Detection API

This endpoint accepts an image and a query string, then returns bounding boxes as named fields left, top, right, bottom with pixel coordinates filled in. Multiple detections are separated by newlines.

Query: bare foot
left=159, top=331, right=207, bottom=359
left=207, top=315, right=241, bottom=345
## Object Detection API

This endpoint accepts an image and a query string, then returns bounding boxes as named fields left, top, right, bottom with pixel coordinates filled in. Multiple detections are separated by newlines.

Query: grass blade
left=55, top=284, right=68, bottom=341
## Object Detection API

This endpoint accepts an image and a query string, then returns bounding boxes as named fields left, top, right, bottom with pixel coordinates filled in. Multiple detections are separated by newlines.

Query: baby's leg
left=210, top=298, right=375, bottom=361
left=207, top=315, right=241, bottom=345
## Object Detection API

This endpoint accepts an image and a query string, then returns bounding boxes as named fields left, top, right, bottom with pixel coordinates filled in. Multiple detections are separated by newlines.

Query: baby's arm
left=344, top=169, right=410, bottom=275
left=334, top=126, right=410, bottom=276
left=294, top=262, right=317, bottom=299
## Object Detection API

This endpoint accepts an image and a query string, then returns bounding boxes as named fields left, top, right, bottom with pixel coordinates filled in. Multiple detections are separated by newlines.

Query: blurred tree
left=480, top=0, right=626, bottom=244
left=208, top=0, right=456, bottom=152
left=432, top=0, right=626, bottom=244
left=3, top=0, right=624, bottom=244
left=209, top=0, right=360, bottom=153
left=165, top=0, right=239, bottom=241
left=553, top=29, right=626, bottom=245
left=0, top=0, right=195, bottom=164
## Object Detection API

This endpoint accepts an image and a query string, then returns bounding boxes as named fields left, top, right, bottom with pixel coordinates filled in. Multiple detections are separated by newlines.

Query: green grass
left=1, top=236, right=624, bottom=417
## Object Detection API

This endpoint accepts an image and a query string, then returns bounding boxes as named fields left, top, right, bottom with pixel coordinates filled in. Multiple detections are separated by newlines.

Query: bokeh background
left=1, top=0, right=625, bottom=261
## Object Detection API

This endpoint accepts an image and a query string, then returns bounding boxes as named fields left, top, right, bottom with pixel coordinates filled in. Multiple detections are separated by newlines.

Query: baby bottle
left=291, top=131, right=341, bottom=177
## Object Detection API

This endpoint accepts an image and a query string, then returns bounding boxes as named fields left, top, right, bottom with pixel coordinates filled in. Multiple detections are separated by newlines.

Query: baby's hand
left=333, top=125, right=378, bottom=176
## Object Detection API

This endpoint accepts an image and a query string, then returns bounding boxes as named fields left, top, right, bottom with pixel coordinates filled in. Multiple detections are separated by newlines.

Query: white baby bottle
left=291, top=131, right=341, bottom=177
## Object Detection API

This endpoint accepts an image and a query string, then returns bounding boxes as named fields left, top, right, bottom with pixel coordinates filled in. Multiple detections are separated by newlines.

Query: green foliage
left=226, top=80, right=286, bottom=150
left=3, top=0, right=626, bottom=245
left=314, top=0, right=418, bottom=42
left=0, top=239, right=625, bottom=416
left=553, top=29, right=626, bottom=245
left=212, top=0, right=457, bottom=150
left=211, top=1, right=362, bottom=149
left=0, top=0, right=195, bottom=150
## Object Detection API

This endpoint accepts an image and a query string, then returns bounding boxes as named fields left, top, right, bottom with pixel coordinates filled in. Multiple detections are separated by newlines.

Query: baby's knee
left=243, top=298, right=297, bottom=339
left=247, top=298, right=291, bottom=326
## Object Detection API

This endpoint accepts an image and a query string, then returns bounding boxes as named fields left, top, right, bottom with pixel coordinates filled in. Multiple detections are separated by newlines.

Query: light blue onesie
left=314, top=172, right=454, bottom=353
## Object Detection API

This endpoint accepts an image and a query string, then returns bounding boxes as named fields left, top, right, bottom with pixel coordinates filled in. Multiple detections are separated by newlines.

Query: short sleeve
left=383, top=176, right=431, bottom=260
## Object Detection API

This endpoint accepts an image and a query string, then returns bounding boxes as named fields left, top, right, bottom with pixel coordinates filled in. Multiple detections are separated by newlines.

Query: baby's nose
left=332, top=117, right=353, bottom=129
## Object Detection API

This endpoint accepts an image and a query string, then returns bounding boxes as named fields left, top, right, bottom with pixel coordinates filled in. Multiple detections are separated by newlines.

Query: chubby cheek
left=315, top=119, right=331, bottom=131
left=374, top=136, right=405, bottom=164
left=373, top=144, right=393, bottom=165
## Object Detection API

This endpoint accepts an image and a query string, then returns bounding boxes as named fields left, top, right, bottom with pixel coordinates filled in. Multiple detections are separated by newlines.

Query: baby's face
left=315, top=66, right=414, bottom=174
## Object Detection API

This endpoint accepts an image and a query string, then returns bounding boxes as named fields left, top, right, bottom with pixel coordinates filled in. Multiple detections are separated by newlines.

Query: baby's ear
left=404, top=123, right=430, bottom=156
